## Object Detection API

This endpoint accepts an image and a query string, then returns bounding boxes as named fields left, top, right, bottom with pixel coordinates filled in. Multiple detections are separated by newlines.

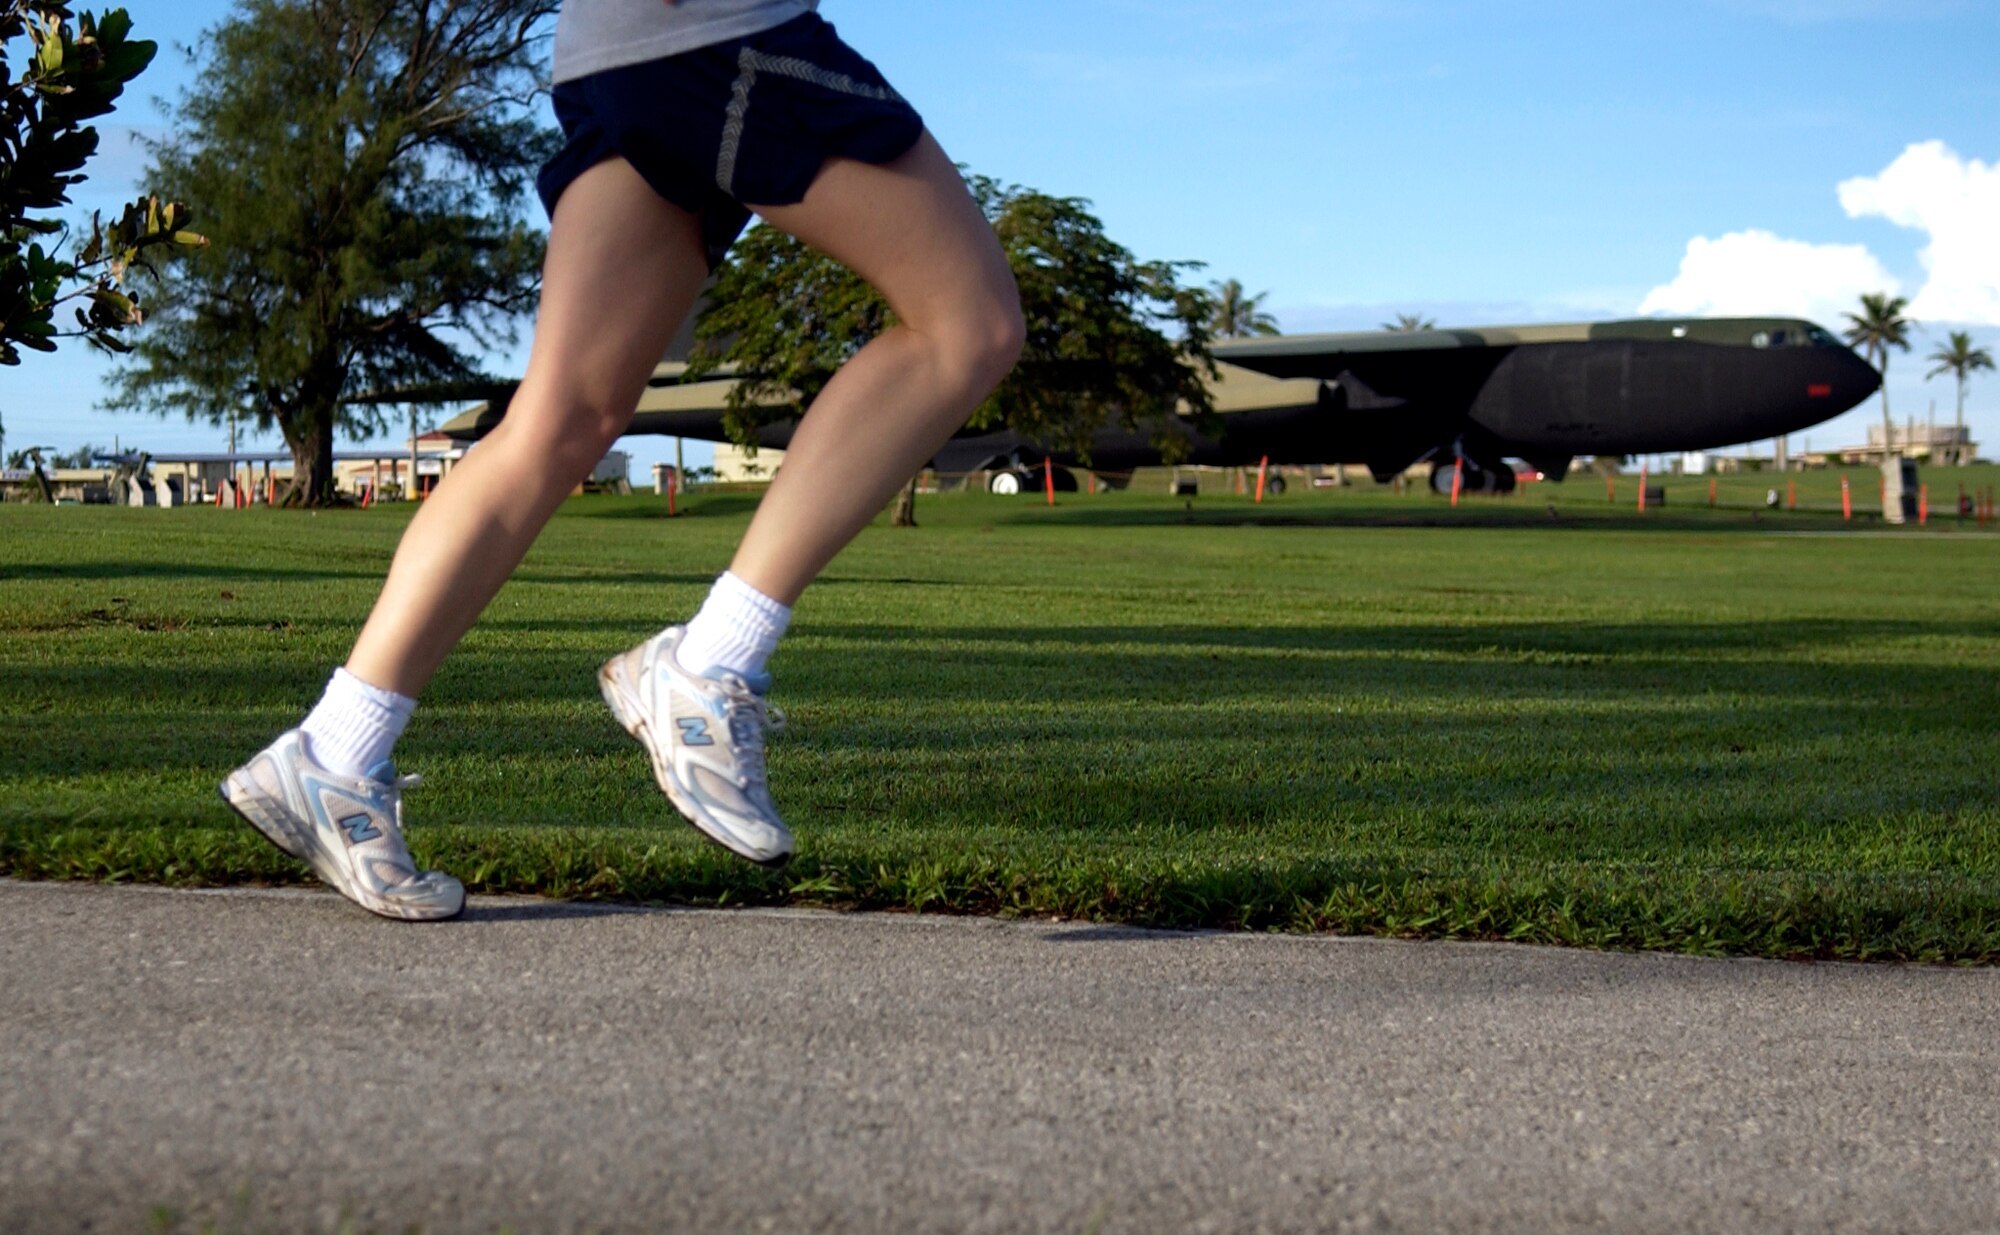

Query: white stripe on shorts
left=717, top=46, right=907, bottom=196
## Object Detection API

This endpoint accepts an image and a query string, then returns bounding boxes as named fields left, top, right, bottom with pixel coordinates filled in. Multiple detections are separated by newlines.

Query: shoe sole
left=597, top=656, right=793, bottom=869
left=218, top=778, right=464, bottom=922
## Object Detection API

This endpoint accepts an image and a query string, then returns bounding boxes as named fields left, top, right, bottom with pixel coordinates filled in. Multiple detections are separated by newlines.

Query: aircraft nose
left=1753, top=345, right=1884, bottom=441
left=1837, top=347, right=1883, bottom=405
left=1803, top=347, right=1882, bottom=419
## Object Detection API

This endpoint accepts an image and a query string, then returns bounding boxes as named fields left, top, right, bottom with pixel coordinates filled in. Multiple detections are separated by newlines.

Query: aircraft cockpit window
left=1751, top=331, right=1771, bottom=348
left=1807, top=326, right=1839, bottom=347
left=1768, top=329, right=1788, bottom=347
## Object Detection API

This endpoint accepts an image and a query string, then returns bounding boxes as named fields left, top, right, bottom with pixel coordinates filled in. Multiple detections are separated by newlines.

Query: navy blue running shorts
left=536, top=13, right=926, bottom=270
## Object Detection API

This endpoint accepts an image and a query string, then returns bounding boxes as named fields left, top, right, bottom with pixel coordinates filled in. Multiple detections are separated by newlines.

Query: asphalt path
left=3, top=879, right=1996, bottom=1235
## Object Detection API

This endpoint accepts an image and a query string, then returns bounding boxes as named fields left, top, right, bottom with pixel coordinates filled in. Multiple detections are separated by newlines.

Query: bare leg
left=726, top=131, right=1025, bottom=604
left=344, top=159, right=710, bottom=695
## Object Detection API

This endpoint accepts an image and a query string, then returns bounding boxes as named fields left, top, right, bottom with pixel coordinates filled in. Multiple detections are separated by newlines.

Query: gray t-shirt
left=553, top=0, right=820, bottom=84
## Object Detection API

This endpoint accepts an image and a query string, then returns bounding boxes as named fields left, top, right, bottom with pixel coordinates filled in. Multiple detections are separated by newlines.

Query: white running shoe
left=597, top=625, right=794, bottom=866
left=220, top=730, right=465, bottom=921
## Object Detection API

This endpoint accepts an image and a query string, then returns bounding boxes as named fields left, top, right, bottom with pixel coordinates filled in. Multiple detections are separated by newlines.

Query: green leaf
left=97, top=8, right=133, bottom=44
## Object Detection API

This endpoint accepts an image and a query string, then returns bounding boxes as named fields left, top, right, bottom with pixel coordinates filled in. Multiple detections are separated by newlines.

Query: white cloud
left=1838, top=140, right=2000, bottom=326
left=1636, top=229, right=1898, bottom=326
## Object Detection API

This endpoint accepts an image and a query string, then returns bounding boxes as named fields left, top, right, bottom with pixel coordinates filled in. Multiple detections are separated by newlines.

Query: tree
left=690, top=175, right=1216, bottom=528
left=1925, top=330, right=1993, bottom=466
left=108, top=0, right=553, bottom=506
left=1207, top=278, right=1278, bottom=338
left=1382, top=313, right=1435, bottom=332
left=1842, top=292, right=1915, bottom=456
left=3, top=3, right=202, bottom=365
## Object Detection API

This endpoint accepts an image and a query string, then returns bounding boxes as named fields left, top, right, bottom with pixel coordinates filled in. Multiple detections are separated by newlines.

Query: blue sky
left=7, top=0, right=1999, bottom=471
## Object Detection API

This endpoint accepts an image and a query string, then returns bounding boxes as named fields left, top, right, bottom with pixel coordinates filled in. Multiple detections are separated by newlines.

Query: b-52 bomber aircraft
left=435, top=317, right=1881, bottom=494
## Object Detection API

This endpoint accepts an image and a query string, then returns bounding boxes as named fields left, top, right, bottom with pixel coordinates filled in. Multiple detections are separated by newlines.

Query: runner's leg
left=344, top=157, right=710, bottom=696
left=723, top=130, right=1024, bottom=604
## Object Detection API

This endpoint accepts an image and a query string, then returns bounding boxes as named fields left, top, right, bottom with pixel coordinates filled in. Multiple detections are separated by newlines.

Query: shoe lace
left=717, top=681, right=785, bottom=795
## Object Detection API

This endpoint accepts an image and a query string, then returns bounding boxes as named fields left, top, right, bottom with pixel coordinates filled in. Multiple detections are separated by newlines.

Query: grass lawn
left=4, top=473, right=1998, bottom=962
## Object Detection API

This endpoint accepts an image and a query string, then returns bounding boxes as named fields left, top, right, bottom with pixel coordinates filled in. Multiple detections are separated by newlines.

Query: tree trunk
left=281, top=409, right=340, bottom=507
left=891, top=471, right=919, bottom=528
left=1955, top=378, right=1967, bottom=466
left=1878, top=351, right=1894, bottom=460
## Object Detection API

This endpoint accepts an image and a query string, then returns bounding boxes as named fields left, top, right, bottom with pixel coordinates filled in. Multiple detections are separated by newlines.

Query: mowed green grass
left=4, top=477, right=1998, bottom=961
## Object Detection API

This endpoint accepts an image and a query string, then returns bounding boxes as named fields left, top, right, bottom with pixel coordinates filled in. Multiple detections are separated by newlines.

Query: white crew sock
left=676, top=571, right=792, bottom=678
left=299, top=667, right=417, bottom=780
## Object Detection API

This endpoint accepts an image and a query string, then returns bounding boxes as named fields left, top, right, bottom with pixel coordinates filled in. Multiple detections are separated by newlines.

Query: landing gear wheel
left=1430, top=458, right=1510, bottom=496
left=988, top=470, right=1024, bottom=495
left=1263, top=474, right=1286, bottom=497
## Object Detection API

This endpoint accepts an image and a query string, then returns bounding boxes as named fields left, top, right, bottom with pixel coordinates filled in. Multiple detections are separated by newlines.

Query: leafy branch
left=0, top=1, right=205, bottom=364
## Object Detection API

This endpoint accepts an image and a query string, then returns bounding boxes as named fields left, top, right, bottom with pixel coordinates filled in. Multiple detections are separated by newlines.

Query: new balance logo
left=337, top=813, right=382, bottom=844
left=677, top=717, right=715, bottom=746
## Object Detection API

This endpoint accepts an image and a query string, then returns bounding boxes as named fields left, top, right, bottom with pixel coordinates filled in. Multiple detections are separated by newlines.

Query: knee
left=492, top=382, right=632, bottom=473
left=940, top=290, right=1026, bottom=394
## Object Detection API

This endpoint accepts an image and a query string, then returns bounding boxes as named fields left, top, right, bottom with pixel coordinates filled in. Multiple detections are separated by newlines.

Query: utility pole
left=409, top=405, right=419, bottom=501
left=675, top=436, right=685, bottom=490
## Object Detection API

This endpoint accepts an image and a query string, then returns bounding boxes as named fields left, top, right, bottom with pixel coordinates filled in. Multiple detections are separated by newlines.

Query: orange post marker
left=1255, top=455, right=1269, bottom=503
left=1043, top=457, right=1055, bottom=506
left=1235, top=469, right=1244, bottom=496
left=1787, top=479, right=1796, bottom=511
left=1451, top=457, right=1463, bottom=507
left=1637, top=464, right=1648, bottom=512
left=1708, top=477, right=1716, bottom=508
left=667, top=468, right=677, bottom=516
left=1841, top=475, right=1852, bottom=521
left=266, top=476, right=274, bottom=506
left=1606, top=475, right=1615, bottom=503
left=1919, top=483, right=1928, bottom=526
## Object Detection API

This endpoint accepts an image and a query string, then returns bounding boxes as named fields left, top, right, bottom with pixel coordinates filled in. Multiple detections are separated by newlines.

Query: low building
left=711, top=442, right=781, bottom=483
left=1826, top=422, right=1979, bottom=465
left=0, top=466, right=116, bottom=503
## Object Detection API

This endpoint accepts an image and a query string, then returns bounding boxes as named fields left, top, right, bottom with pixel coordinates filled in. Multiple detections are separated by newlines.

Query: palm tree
left=1842, top=292, right=1915, bottom=456
left=1381, top=313, right=1436, bottom=333
left=1208, top=279, right=1280, bottom=337
left=1925, top=331, right=1994, bottom=465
